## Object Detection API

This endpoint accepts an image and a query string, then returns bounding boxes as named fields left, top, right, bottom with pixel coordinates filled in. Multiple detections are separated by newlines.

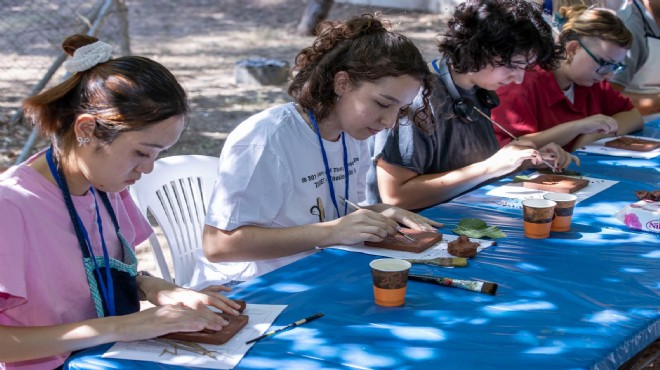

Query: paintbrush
left=474, top=107, right=519, bottom=143
left=408, top=274, right=498, bottom=295
left=338, top=196, right=416, bottom=242
left=474, top=108, right=560, bottom=173
left=404, top=257, right=467, bottom=267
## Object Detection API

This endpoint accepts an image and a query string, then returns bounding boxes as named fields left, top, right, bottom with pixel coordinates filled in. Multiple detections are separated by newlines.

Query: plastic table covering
left=65, top=224, right=659, bottom=370
left=451, top=119, right=660, bottom=233
left=65, top=122, right=660, bottom=370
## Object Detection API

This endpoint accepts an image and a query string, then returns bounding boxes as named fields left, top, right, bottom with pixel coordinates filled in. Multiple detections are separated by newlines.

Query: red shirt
left=491, top=68, right=635, bottom=149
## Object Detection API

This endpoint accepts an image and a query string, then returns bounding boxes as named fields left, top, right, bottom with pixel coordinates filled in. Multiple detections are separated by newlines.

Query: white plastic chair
left=129, top=155, right=218, bottom=287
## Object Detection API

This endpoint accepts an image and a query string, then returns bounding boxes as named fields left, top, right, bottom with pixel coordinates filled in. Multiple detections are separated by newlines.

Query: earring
left=336, top=95, right=341, bottom=102
left=77, top=137, right=90, bottom=147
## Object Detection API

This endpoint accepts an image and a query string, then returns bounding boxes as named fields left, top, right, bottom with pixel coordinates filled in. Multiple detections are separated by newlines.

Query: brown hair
left=553, top=0, right=601, bottom=15
left=23, top=34, right=189, bottom=154
left=288, top=14, right=433, bottom=130
left=440, top=0, right=564, bottom=73
left=558, top=6, right=633, bottom=48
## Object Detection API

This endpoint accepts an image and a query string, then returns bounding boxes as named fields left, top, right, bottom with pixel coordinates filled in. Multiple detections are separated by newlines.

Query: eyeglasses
left=577, top=40, right=627, bottom=75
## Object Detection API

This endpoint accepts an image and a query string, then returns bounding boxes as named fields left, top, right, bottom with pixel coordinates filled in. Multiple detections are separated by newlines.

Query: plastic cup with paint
left=543, top=192, right=578, bottom=232
left=369, top=258, right=411, bottom=307
left=522, top=199, right=557, bottom=239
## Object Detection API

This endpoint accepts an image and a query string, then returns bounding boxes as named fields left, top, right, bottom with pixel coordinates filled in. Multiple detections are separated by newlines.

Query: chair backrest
left=129, top=155, right=218, bottom=287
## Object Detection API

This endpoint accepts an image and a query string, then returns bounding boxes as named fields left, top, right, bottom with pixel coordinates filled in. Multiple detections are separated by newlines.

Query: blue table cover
left=65, top=121, right=660, bottom=370
left=452, top=120, right=660, bottom=233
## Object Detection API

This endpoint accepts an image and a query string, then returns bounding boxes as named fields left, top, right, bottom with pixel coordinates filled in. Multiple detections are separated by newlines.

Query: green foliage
left=452, top=218, right=507, bottom=239
left=512, top=175, right=533, bottom=183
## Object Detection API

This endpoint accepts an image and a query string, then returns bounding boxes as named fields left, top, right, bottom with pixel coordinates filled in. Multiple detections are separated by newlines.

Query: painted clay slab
left=523, top=175, right=590, bottom=194
left=604, top=136, right=660, bottom=152
left=161, top=300, right=248, bottom=345
left=366, top=229, right=443, bottom=253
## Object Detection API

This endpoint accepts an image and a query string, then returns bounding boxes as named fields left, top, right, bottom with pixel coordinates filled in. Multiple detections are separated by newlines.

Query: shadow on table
left=548, top=224, right=603, bottom=239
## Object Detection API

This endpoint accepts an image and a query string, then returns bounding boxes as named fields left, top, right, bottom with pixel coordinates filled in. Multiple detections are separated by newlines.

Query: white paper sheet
left=329, top=233, right=494, bottom=260
left=485, top=172, right=618, bottom=208
left=575, top=135, right=660, bottom=159
left=102, top=304, right=287, bottom=369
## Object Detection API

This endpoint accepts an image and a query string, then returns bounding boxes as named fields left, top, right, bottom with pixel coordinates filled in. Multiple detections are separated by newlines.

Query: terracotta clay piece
left=366, top=229, right=443, bottom=253
left=161, top=300, right=249, bottom=345
left=447, top=235, right=479, bottom=258
left=522, top=174, right=589, bottom=194
left=604, top=136, right=660, bottom=152
left=635, top=190, right=660, bottom=201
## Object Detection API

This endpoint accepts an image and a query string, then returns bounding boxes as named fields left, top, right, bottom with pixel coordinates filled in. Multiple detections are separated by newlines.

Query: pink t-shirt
left=0, top=155, right=152, bottom=370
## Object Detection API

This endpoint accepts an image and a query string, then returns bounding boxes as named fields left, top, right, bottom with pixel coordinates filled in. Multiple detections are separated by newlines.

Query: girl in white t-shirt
left=195, top=14, right=443, bottom=287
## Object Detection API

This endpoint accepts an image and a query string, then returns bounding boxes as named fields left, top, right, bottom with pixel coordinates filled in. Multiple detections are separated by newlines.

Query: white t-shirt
left=190, top=103, right=369, bottom=288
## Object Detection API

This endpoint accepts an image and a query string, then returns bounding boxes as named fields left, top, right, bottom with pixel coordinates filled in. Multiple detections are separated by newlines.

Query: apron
left=628, top=0, right=660, bottom=94
left=46, top=147, right=140, bottom=317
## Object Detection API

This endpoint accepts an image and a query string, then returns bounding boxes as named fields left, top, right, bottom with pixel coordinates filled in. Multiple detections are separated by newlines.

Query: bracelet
left=137, top=270, right=153, bottom=277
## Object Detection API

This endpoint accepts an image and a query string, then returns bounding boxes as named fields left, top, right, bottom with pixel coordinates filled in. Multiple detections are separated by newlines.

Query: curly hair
left=288, top=14, right=433, bottom=130
left=558, top=6, right=632, bottom=48
left=440, top=0, right=565, bottom=73
left=23, top=34, right=189, bottom=154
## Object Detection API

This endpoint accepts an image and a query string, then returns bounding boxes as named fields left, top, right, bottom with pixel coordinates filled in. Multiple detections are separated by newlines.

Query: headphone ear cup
left=476, top=89, right=500, bottom=109
left=435, top=57, right=487, bottom=124
left=453, top=99, right=476, bottom=124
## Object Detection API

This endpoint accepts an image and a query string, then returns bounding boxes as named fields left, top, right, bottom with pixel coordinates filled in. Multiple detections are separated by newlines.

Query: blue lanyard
left=45, top=148, right=116, bottom=316
left=307, top=111, right=349, bottom=218
left=431, top=59, right=443, bottom=76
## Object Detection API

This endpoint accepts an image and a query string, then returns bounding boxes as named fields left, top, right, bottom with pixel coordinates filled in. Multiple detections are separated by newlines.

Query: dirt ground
left=0, top=0, right=656, bottom=367
left=0, top=0, right=445, bottom=169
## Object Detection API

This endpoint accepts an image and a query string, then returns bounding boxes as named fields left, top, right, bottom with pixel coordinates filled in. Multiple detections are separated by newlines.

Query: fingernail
left=210, top=322, right=223, bottom=330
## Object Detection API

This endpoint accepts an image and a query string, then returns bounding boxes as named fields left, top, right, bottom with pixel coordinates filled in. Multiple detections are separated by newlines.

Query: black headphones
left=432, top=57, right=500, bottom=124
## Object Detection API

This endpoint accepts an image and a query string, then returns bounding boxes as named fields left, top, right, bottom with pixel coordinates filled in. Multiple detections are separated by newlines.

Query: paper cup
left=370, top=258, right=411, bottom=307
left=543, top=192, right=577, bottom=232
left=522, top=199, right=557, bottom=239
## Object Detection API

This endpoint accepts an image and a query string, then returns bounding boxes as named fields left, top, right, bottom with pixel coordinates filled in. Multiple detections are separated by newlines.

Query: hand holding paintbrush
left=408, top=274, right=498, bottom=295
left=475, top=107, right=579, bottom=172
left=339, top=196, right=416, bottom=242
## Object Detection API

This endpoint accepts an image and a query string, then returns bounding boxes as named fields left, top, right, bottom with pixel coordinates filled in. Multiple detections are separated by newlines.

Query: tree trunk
left=295, top=0, right=335, bottom=36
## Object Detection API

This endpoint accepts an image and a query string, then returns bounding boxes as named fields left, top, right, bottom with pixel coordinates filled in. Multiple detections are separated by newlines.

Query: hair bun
left=558, top=4, right=588, bottom=21
left=62, top=35, right=113, bottom=74
left=61, top=34, right=99, bottom=57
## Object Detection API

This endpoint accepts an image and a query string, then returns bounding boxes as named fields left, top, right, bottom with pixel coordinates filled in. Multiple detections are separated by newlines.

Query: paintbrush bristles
left=480, top=282, right=498, bottom=295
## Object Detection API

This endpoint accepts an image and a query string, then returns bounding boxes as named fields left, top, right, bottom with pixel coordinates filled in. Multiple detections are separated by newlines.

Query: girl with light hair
left=492, top=5, right=643, bottom=151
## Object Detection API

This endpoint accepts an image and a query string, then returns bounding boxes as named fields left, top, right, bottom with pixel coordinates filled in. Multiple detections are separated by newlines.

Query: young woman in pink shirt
left=0, top=34, right=241, bottom=370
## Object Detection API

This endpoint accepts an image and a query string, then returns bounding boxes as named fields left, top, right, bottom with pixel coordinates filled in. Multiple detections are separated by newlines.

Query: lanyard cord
left=89, top=187, right=115, bottom=316
left=430, top=59, right=519, bottom=141
left=45, top=147, right=117, bottom=316
left=97, top=187, right=125, bottom=261
left=307, top=110, right=349, bottom=218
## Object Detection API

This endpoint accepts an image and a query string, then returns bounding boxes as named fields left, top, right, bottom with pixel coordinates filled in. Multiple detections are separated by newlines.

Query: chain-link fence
left=0, top=0, right=130, bottom=165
